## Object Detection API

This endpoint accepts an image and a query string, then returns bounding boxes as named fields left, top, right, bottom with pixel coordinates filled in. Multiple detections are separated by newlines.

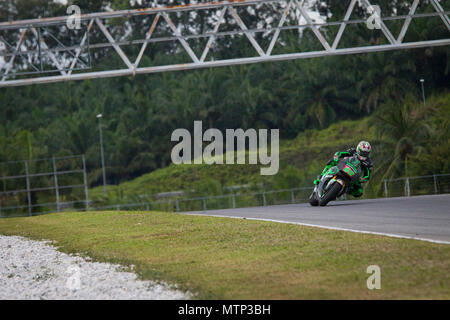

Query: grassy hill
left=89, top=117, right=377, bottom=203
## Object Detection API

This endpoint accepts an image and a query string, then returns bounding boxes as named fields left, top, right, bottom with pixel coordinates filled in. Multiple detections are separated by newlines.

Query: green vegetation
left=89, top=92, right=450, bottom=204
left=89, top=117, right=378, bottom=201
left=1, top=1, right=449, bottom=210
left=1, top=1, right=448, bottom=301
left=0, top=210, right=448, bottom=299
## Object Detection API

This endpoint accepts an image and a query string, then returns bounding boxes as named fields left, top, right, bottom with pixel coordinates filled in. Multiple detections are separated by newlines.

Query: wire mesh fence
left=1, top=170, right=449, bottom=217
left=88, top=174, right=450, bottom=213
left=0, top=155, right=89, bottom=218
left=382, top=174, right=450, bottom=198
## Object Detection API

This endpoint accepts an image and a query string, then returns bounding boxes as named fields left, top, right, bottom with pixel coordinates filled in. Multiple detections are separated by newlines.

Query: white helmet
left=356, top=141, right=371, bottom=160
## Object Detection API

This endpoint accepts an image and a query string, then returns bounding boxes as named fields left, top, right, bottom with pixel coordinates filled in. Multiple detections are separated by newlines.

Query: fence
left=0, top=155, right=89, bottom=217
left=88, top=173, right=450, bottom=213
left=382, top=174, right=450, bottom=198
left=0, top=172, right=449, bottom=217
left=88, top=186, right=315, bottom=213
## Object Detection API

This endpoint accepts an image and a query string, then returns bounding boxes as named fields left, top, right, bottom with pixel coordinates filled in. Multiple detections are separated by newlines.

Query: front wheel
left=318, top=182, right=342, bottom=206
left=309, top=190, right=319, bottom=206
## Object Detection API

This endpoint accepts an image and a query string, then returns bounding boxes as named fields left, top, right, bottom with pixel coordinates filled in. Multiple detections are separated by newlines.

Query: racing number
left=343, top=165, right=355, bottom=176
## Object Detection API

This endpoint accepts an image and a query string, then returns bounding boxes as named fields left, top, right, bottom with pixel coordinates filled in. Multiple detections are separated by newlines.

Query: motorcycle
left=309, top=155, right=362, bottom=206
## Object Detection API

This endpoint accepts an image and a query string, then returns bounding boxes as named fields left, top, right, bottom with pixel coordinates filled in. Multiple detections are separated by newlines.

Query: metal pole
left=384, top=179, right=388, bottom=198
left=82, top=155, right=89, bottom=211
left=97, top=114, right=107, bottom=196
left=262, top=192, right=266, bottom=206
left=405, top=177, right=411, bottom=197
left=202, top=198, right=206, bottom=211
left=24, top=161, right=32, bottom=216
left=175, top=199, right=180, bottom=212
left=52, top=157, right=60, bottom=212
left=420, top=79, right=427, bottom=119
left=433, top=174, right=438, bottom=194
left=291, top=190, right=295, bottom=204
left=38, top=27, right=43, bottom=72
left=87, top=26, right=92, bottom=67
left=232, top=194, right=236, bottom=209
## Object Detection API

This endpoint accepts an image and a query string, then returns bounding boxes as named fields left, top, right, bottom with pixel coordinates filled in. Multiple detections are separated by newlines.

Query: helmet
left=356, top=141, right=371, bottom=160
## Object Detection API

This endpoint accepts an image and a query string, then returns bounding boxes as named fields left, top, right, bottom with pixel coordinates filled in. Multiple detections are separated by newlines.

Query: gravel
left=0, top=235, right=191, bottom=300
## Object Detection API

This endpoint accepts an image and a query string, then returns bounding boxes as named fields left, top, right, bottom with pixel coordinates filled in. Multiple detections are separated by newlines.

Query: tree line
left=0, top=0, right=449, bottom=189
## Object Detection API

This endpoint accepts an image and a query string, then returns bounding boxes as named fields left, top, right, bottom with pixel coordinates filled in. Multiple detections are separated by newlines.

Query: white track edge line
left=184, top=213, right=450, bottom=245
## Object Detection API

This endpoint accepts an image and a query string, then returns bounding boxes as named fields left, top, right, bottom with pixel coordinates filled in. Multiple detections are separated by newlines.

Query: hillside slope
left=90, top=118, right=376, bottom=202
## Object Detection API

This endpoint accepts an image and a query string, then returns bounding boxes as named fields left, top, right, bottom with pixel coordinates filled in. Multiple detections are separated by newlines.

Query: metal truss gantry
left=0, top=0, right=449, bottom=87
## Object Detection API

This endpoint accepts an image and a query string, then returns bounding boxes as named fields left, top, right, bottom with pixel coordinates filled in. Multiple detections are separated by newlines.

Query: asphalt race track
left=184, top=194, right=450, bottom=244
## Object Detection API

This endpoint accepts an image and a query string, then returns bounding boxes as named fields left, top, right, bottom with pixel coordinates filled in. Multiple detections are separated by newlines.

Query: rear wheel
left=319, top=182, right=342, bottom=206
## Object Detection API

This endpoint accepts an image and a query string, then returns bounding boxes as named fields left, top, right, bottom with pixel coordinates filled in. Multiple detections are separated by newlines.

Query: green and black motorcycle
left=309, top=155, right=362, bottom=207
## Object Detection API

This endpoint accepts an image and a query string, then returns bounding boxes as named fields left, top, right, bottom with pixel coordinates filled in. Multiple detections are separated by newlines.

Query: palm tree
left=355, top=51, right=417, bottom=113
left=284, top=57, right=357, bottom=129
left=373, top=95, right=431, bottom=181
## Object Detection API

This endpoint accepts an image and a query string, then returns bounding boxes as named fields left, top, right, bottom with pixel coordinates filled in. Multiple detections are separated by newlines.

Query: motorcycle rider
left=313, top=141, right=373, bottom=197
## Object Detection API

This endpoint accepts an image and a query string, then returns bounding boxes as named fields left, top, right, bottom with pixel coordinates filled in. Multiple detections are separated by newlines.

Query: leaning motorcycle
left=309, top=155, right=362, bottom=207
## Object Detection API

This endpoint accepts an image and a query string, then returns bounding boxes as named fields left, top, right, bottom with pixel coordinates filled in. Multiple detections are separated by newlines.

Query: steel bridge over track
left=0, top=0, right=449, bottom=87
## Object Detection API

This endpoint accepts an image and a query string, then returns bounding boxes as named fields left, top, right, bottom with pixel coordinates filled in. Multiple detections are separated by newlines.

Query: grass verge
left=0, top=210, right=448, bottom=299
